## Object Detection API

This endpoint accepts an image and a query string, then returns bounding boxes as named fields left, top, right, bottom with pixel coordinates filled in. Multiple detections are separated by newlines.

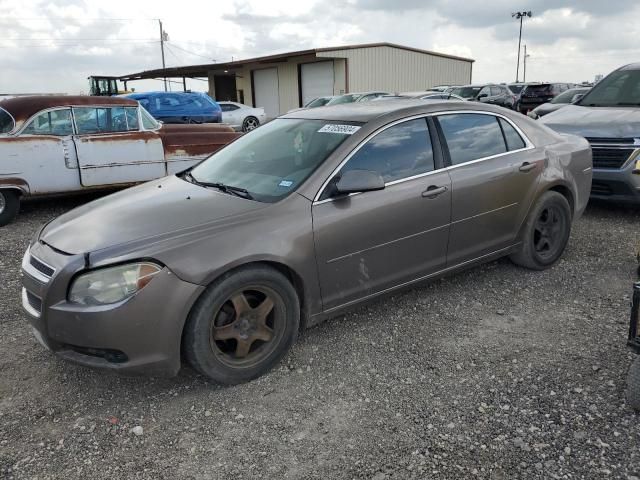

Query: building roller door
left=252, top=68, right=279, bottom=119
left=301, top=61, right=334, bottom=107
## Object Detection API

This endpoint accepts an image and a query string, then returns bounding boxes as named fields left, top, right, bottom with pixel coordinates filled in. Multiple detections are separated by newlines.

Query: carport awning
left=118, top=48, right=318, bottom=81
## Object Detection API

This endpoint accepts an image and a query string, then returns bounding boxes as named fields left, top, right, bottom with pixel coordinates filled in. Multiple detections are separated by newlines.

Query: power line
left=167, top=42, right=215, bottom=61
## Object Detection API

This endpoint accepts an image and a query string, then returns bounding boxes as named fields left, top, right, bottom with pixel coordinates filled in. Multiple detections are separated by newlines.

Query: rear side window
left=22, top=109, right=73, bottom=136
left=0, top=108, right=14, bottom=134
left=499, top=118, right=526, bottom=151
left=340, top=118, right=434, bottom=183
left=438, top=113, right=506, bottom=165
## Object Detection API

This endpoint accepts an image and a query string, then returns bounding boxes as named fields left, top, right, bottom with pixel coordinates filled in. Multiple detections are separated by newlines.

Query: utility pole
left=159, top=19, right=168, bottom=92
left=523, top=45, right=530, bottom=82
left=512, top=11, right=532, bottom=82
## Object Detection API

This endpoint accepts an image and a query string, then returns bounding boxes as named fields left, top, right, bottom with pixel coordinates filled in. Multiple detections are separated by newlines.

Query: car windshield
left=450, top=87, right=482, bottom=99
left=0, top=108, right=14, bottom=134
left=326, top=94, right=360, bottom=106
left=578, top=69, right=640, bottom=107
left=551, top=89, right=588, bottom=104
left=508, top=85, right=525, bottom=94
left=305, top=97, right=331, bottom=108
left=188, top=119, right=359, bottom=203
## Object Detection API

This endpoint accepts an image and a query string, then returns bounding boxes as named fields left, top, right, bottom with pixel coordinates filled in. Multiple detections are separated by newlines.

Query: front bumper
left=591, top=160, right=640, bottom=204
left=628, top=282, right=640, bottom=354
left=21, top=241, right=204, bottom=376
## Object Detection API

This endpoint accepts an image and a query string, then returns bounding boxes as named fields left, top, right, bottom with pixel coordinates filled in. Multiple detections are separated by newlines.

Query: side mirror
left=571, top=94, right=584, bottom=103
left=477, top=93, right=488, bottom=100
left=335, top=169, right=385, bottom=195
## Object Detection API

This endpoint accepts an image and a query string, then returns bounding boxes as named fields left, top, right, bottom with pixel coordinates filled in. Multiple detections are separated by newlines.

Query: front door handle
left=422, top=185, right=448, bottom=198
left=519, top=162, right=536, bottom=172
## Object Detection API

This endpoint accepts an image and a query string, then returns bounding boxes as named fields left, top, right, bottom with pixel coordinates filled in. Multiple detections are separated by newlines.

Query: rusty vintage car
left=0, top=95, right=240, bottom=226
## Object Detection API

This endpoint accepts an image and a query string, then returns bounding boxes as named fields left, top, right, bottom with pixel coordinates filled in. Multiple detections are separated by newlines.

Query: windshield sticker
left=318, top=124, right=361, bottom=135
left=278, top=180, right=294, bottom=188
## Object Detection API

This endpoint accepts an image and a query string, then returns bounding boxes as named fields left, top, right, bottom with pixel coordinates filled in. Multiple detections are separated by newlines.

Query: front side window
left=125, top=107, right=139, bottom=130
left=478, top=86, right=491, bottom=98
left=22, top=109, right=73, bottom=136
left=189, top=119, right=355, bottom=203
left=438, top=113, right=507, bottom=165
left=74, top=107, right=109, bottom=134
left=220, top=103, right=239, bottom=112
left=339, top=118, right=434, bottom=184
left=491, top=87, right=502, bottom=96
left=0, top=108, right=15, bottom=134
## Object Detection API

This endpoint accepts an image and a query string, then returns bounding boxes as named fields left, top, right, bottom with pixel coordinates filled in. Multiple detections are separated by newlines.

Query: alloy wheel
left=244, top=117, right=258, bottom=131
left=533, top=205, right=566, bottom=260
left=209, top=286, right=282, bottom=367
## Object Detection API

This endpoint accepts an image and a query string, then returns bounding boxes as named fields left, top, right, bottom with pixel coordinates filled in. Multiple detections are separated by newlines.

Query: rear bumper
left=590, top=162, right=640, bottom=204
left=21, top=242, right=204, bottom=377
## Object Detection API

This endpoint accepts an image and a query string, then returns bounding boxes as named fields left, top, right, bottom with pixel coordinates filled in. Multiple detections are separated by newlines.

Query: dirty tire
left=0, top=190, right=20, bottom=227
left=242, top=116, right=259, bottom=132
left=509, top=191, right=572, bottom=270
left=183, top=265, right=299, bottom=385
left=627, top=357, right=640, bottom=411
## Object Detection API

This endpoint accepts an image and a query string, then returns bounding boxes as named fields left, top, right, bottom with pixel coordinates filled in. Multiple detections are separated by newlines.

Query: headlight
left=69, top=262, right=162, bottom=306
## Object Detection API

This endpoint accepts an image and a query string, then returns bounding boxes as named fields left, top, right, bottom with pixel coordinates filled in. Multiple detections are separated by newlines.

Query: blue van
left=125, top=92, right=222, bottom=124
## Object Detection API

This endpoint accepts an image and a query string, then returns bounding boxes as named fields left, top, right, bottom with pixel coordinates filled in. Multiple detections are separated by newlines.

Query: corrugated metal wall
left=317, top=45, right=472, bottom=93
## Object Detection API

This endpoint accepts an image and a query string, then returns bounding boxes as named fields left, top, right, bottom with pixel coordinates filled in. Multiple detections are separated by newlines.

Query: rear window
left=0, top=108, right=14, bottom=134
left=524, top=84, right=552, bottom=94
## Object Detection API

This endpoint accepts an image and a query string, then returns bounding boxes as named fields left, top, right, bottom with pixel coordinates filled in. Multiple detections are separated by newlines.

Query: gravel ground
left=1, top=193, right=639, bottom=480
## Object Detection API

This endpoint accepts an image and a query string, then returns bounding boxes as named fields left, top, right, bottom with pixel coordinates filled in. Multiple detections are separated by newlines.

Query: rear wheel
left=242, top=116, right=259, bottom=132
left=510, top=191, right=572, bottom=270
left=183, top=265, right=299, bottom=384
left=0, top=190, right=20, bottom=227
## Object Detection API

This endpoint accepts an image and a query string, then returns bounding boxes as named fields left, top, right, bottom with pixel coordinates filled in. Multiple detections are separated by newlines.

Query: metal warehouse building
left=120, top=42, right=474, bottom=118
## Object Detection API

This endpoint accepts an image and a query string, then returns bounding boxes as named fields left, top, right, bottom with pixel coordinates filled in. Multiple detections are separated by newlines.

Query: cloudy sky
left=1, top=0, right=639, bottom=95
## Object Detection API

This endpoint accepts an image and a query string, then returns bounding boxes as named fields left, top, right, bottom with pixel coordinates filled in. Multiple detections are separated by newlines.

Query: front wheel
left=183, top=265, right=300, bottom=384
left=242, top=116, right=259, bottom=132
left=0, top=190, right=20, bottom=227
left=509, top=191, right=572, bottom=270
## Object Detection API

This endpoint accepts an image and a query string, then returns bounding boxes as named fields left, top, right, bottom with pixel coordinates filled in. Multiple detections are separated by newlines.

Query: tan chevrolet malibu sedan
left=21, top=100, right=592, bottom=384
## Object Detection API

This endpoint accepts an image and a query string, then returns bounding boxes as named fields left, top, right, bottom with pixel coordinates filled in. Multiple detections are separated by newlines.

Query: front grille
left=591, top=181, right=613, bottom=196
left=591, top=148, right=634, bottom=169
left=25, top=290, right=42, bottom=314
left=29, top=256, right=55, bottom=278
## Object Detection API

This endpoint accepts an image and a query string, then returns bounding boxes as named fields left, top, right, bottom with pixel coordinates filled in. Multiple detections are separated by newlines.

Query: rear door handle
left=519, top=162, right=536, bottom=172
left=422, top=185, right=448, bottom=198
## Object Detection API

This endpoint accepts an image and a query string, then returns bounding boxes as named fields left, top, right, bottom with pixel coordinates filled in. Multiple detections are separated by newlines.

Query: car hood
left=540, top=105, right=640, bottom=138
left=40, top=176, right=267, bottom=255
left=533, top=103, right=564, bottom=116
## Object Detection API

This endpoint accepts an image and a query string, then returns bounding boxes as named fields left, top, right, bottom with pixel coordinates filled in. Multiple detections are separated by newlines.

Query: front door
left=435, top=112, right=544, bottom=266
left=73, top=106, right=165, bottom=187
left=312, top=118, right=452, bottom=311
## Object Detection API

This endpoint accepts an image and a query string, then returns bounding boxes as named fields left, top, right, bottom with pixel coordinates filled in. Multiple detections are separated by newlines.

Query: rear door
left=434, top=112, right=544, bottom=266
left=312, top=117, right=452, bottom=311
left=73, top=106, right=166, bottom=187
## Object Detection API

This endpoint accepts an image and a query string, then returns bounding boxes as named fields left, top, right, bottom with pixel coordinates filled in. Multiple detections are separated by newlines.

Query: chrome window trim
left=313, top=110, right=535, bottom=204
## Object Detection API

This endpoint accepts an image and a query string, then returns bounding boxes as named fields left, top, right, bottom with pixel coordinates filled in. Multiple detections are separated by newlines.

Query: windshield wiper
left=183, top=172, right=253, bottom=200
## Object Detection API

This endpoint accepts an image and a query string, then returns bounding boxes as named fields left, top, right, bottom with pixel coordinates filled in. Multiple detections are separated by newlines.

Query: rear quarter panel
left=540, top=133, right=592, bottom=218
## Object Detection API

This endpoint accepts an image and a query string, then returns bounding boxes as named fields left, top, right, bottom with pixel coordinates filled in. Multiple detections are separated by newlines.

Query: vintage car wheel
left=242, top=116, right=259, bottom=132
left=510, top=191, right=572, bottom=270
left=626, top=357, right=640, bottom=411
left=0, top=190, right=20, bottom=227
left=183, top=265, right=299, bottom=384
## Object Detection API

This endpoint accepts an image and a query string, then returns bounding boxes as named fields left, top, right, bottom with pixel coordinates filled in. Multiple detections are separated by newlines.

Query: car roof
left=126, top=91, right=205, bottom=98
left=0, top=95, right=138, bottom=124
left=281, top=98, right=503, bottom=123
